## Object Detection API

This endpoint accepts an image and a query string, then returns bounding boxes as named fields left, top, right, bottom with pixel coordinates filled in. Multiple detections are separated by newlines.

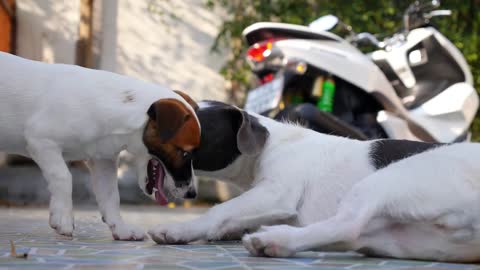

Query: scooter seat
left=243, top=22, right=343, bottom=45
left=274, top=103, right=368, bottom=140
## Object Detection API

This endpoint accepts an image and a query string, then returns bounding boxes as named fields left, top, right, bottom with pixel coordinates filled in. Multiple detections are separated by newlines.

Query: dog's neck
left=195, top=153, right=258, bottom=191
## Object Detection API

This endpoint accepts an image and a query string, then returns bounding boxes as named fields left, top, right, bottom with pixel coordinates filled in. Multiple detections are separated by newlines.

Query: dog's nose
left=185, top=189, right=197, bottom=199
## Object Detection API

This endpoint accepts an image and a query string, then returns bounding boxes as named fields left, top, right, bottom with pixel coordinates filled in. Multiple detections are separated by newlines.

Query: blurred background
left=0, top=0, right=478, bottom=207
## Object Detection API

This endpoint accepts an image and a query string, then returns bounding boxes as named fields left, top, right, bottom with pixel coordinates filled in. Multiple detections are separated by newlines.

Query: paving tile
left=1, top=206, right=479, bottom=270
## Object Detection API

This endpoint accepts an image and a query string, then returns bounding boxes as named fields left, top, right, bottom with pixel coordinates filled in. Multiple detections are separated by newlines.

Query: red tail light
left=247, top=38, right=283, bottom=63
left=247, top=40, right=273, bottom=62
left=261, top=73, right=274, bottom=84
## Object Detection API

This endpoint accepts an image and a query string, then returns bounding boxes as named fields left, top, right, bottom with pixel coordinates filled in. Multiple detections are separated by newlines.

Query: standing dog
left=0, top=52, right=200, bottom=240
left=149, top=101, right=480, bottom=262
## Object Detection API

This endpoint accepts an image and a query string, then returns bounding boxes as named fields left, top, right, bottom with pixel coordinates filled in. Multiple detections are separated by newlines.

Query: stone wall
left=14, top=0, right=226, bottom=100
left=112, top=0, right=227, bottom=100
left=16, top=0, right=81, bottom=64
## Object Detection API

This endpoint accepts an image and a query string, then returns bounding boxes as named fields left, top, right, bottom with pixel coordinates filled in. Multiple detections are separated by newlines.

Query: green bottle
left=318, top=77, right=335, bottom=112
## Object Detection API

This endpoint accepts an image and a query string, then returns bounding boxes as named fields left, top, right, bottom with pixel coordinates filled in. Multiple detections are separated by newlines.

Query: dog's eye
left=182, top=151, right=193, bottom=160
left=176, top=147, right=192, bottom=160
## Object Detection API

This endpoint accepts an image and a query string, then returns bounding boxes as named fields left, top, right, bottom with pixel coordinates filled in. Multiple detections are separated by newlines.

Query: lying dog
left=0, top=52, right=200, bottom=240
left=149, top=101, right=480, bottom=262
left=243, top=142, right=480, bottom=262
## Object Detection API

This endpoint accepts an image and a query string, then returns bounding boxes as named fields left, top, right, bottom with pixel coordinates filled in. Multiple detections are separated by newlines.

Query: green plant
left=208, top=0, right=480, bottom=140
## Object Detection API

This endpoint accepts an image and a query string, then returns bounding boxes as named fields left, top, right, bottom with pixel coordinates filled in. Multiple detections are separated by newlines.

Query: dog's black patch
left=369, top=139, right=445, bottom=170
left=192, top=101, right=243, bottom=171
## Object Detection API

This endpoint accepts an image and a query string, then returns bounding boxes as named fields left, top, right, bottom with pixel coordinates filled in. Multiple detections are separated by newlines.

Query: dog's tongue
left=150, top=159, right=168, bottom=206
left=155, top=185, right=168, bottom=206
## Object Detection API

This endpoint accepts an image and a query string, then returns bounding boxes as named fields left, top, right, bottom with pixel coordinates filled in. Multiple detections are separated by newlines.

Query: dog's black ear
left=233, top=109, right=269, bottom=155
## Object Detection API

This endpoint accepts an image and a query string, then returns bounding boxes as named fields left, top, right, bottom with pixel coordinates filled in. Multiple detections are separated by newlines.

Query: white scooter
left=242, top=0, right=478, bottom=142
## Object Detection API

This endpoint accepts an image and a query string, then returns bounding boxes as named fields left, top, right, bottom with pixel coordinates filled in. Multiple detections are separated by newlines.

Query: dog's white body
left=0, top=53, right=172, bottom=157
left=150, top=102, right=480, bottom=262
left=200, top=118, right=373, bottom=224
left=244, top=142, right=480, bottom=262
left=0, top=52, right=195, bottom=239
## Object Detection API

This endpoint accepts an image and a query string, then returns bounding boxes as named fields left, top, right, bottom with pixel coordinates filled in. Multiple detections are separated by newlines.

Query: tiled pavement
left=0, top=206, right=479, bottom=270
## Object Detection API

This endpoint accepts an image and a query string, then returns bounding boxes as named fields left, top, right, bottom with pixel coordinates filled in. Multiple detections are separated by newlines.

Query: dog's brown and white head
left=141, top=91, right=200, bottom=205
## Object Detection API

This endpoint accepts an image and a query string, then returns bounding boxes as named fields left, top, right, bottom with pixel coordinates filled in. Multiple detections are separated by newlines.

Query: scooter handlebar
left=403, top=0, right=449, bottom=31
left=352, top=32, right=381, bottom=48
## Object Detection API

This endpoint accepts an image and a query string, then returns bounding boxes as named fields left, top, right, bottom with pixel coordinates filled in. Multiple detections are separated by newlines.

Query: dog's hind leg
left=87, top=159, right=146, bottom=241
left=26, top=138, right=74, bottom=236
left=243, top=182, right=378, bottom=257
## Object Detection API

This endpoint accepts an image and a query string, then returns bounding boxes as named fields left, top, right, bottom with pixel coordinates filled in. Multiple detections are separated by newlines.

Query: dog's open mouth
left=146, top=158, right=168, bottom=205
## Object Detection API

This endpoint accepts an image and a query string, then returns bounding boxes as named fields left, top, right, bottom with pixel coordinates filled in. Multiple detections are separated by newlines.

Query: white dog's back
left=0, top=52, right=177, bottom=154
left=254, top=117, right=375, bottom=224
left=368, top=143, right=480, bottom=216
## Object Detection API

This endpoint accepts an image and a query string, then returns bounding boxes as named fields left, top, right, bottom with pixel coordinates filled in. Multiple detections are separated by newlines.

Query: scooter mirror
left=309, top=15, right=339, bottom=32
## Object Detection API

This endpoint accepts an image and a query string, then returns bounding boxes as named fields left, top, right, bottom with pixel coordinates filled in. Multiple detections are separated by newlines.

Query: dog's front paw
left=242, top=225, right=298, bottom=257
left=49, top=209, right=74, bottom=237
left=111, top=223, right=146, bottom=241
left=148, top=223, right=196, bottom=244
